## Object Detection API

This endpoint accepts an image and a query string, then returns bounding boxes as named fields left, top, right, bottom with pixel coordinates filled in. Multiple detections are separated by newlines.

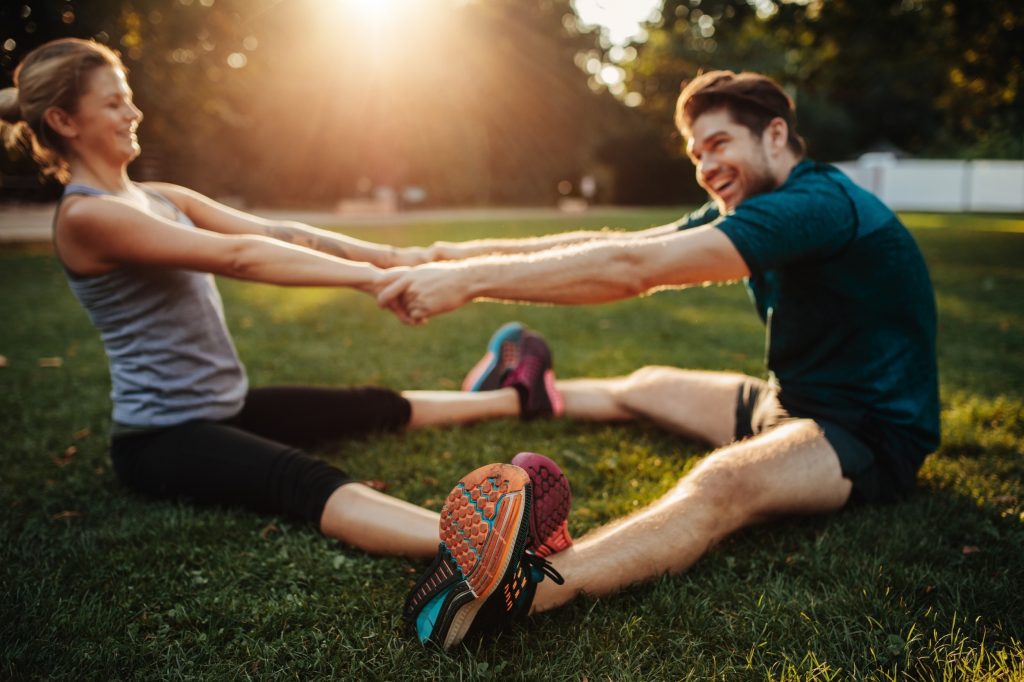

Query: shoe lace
left=524, top=550, right=565, bottom=585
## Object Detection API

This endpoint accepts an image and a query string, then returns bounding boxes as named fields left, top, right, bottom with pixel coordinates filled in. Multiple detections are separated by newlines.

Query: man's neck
left=771, top=153, right=803, bottom=189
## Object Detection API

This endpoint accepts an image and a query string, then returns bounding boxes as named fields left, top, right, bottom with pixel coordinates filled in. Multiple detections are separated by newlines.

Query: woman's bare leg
left=320, top=482, right=440, bottom=558
left=402, top=388, right=519, bottom=428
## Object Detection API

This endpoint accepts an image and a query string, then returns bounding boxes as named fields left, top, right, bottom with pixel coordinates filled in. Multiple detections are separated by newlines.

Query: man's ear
left=42, top=106, right=77, bottom=140
left=764, top=117, right=789, bottom=154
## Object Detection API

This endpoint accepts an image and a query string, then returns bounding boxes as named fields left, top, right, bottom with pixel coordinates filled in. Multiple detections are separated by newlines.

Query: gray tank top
left=59, top=183, right=248, bottom=429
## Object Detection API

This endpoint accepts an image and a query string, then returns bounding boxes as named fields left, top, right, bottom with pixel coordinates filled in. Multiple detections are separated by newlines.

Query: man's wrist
left=456, top=262, right=488, bottom=302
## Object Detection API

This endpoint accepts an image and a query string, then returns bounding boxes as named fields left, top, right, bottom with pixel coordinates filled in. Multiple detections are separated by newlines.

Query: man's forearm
left=435, top=228, right=628, bottom=260
left=456, top=227, right=745, bottom=306
left=435, top=223, right=681, bottom=260
left=459, top=241, right=657, bottom=306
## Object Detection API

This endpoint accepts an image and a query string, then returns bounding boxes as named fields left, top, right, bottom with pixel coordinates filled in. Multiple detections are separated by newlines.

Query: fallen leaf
left=73, top=428, right=92, bottom=440
left=260, top=522, right=280, bottom=539
left=50, top=510, right=82, bottom=521
left=962, top=545, right=980, bottom=555
left=0, top=355, right=8, bottom=368
left=361, top=479, right=388, bottom=492
left=54, top=445, right=78, bottom=467
left=38, top=357, right=64, bottom=368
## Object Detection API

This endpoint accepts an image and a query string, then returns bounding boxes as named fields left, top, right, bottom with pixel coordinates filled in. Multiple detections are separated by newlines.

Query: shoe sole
left=511, top=452, right=573, bottom=557
left=433, top=463, right=532, bottom=649
left=462, top=322, right=525, bottom=392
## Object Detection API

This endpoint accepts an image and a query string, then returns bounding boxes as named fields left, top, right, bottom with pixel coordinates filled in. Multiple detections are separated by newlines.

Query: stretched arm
left=428, top=222, right=682, bottom=260
left=57, top=193, right=386, bottom=292
left=378, top=226, right=749, bottom=322
left=147, top=183, right=429, bottom=267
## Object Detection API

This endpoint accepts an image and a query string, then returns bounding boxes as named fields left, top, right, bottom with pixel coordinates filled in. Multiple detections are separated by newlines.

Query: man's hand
left=376, top=262, right=473, bottom=324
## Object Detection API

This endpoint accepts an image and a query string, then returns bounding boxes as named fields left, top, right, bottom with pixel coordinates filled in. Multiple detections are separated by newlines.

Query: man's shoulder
left=673, top=202, right=721, bottom=231
left=738, top=162, right=854, bottom=226
left=773, top=160, right=853, bottom=203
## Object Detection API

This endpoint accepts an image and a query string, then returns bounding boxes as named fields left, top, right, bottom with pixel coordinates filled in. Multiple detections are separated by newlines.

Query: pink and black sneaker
left=501, top=332, right=564, bottom=421
left=511, top=452, right=573, bottom=558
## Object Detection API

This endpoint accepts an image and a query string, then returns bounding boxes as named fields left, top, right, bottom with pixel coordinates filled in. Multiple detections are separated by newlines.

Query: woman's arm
left=56, top=193, right=384, bottom=292
left=145, top=183, right=429, bottom=268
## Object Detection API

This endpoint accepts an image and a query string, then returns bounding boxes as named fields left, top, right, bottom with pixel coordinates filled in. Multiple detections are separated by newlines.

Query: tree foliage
left=1, top=0, right=638, bottom=205
left=4, top=0, right=1018, bottom=206
left=621, top=0, right=1023, bottom=161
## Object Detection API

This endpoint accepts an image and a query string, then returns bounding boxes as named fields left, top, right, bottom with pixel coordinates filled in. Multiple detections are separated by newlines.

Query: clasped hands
left=371, top=261, right=473, bottom=326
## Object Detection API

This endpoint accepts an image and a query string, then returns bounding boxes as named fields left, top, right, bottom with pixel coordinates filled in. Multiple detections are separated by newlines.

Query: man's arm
left=428, top=222, right=682, bottom=260
left=378, top=226, right=749, bottom=322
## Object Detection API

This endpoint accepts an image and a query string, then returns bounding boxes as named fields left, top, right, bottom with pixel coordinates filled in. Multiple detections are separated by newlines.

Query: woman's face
left=66, top=65, right=143, bottom=165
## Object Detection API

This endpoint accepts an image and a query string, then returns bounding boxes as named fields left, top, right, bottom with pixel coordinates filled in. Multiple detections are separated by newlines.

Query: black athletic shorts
left=734, top=378, right=909, bottom=504
left=109, top=386, right=411, bottom=526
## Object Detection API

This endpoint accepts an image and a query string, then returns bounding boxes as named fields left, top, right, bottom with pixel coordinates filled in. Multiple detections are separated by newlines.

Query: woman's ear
left=43, top=106, right=78, bottom=140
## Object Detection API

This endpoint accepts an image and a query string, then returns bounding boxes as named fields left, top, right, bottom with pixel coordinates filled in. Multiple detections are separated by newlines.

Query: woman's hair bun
left=0, top=87, right=22, bottom=123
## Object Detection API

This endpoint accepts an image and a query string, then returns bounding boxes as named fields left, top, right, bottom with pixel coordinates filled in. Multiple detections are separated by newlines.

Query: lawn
left=1, top=208, right=1022, bottom=680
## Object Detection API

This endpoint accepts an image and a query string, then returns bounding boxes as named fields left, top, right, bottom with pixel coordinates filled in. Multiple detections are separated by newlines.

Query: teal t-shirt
left=677, top=160, right=940, bottom=486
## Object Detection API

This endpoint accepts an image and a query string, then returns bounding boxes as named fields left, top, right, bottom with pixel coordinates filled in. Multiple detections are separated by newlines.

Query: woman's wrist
left=355, top=264, right=385, bottom=293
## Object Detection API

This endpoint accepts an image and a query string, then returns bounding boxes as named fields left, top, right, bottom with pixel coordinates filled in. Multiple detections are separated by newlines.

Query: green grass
left=2, top=208, right=1022, bottom=680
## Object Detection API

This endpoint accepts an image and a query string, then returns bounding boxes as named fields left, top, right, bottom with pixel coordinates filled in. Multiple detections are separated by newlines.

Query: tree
left=609, top=0, right=1023, bottom=160
left=2, top=0, right=647, bottom=205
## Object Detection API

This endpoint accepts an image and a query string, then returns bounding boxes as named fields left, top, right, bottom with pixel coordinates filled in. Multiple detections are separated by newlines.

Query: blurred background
left=1, top=0, right=1021, bottom=208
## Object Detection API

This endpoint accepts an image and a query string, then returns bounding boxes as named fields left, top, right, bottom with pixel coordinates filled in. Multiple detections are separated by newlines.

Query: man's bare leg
left=558, top=367, right=753, bottom=446
left=532, top=419, right=852, bottom=612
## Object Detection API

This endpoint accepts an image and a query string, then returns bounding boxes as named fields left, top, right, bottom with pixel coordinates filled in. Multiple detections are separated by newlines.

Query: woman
left=0, top=38, right=569, bottom=562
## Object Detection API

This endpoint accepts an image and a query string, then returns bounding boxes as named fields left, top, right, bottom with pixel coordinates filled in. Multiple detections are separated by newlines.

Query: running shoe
left=403, top=463, right=533, bottom=650
left=502, top=332, right=564, bottom=421
left=462, top=321, right=525, bottom=392
left=511, top=452, right=573, bottom=558
left=459, top=548, right=563, bottom=641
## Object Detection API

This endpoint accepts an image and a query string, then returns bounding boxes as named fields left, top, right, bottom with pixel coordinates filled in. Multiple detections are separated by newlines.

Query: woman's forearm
left=263, top=221, right=405, bottom=268
left=223, top=236, right=383, bottom=291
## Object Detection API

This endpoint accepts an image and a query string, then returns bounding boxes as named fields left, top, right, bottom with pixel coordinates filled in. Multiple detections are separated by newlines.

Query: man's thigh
left=671, top=419, right=853, bottom=521
left=734, top=379, right=892, bottom=504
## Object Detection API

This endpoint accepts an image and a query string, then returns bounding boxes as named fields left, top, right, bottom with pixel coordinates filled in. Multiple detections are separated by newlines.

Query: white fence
left=833, top=154, right=1024, bottom=213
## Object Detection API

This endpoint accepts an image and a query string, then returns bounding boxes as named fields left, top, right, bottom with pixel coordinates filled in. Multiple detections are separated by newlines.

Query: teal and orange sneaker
left=404, top=463, right=534, bottom=649
left=462, top=321, right=525, bottom=392
left=511, top=452, right=573, bottom=558
left=458, top=547, right=563, bottom=642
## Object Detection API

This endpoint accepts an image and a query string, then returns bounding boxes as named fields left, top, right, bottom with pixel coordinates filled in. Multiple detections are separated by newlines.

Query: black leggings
left=110, top=386, right=412, bottom=526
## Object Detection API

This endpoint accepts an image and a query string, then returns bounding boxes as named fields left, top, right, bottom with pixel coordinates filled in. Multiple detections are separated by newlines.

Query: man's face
left=686, top=108, right=778, bottom=213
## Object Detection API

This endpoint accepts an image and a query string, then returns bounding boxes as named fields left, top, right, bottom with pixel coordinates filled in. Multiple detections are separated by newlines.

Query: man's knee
left=680, top=419, right=846, bottom=517
left=684, top=452, right=756, bottom=509
left=612, top=365, right=677, bottom=405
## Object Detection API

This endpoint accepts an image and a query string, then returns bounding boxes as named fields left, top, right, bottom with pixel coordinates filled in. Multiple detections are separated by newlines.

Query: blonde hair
left=0, top=38, right=125, bottom=183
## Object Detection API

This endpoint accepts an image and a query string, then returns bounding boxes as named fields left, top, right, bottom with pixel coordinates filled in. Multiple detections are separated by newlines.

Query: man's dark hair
left=676, top=70, right=806, bottom=157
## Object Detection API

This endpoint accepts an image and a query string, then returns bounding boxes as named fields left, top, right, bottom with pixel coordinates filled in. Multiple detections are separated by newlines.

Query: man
left=385, top=71, right=939, bottom=648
